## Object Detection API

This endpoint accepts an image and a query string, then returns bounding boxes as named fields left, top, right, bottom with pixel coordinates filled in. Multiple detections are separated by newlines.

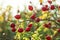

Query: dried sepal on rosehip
left=39, top=0, right=43, bottom=5
left=17, top=9, right=20, bottom=13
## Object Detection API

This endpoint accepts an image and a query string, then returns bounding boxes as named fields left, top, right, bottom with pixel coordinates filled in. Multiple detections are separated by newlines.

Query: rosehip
left=15, top=15, right=21, bottom=19
left=58, top=28, right=60, bottom=32
left=57, top=19, right=60, bottom=22
left=45, top=5, right=48, bottom=8
left=12, top=28, right=16, bottom=32
left=48, top=0, right=52, bottom=4
left=28, top=5, right=33, bottom=11
left=35, top=18, right=41, bottom=22
left=25, top=27, right=31, bottom=32
left=58, top=6, right=60, bottom=10
left=10, top=23, right=15, bottom=28
left=48, top=22, right=51, bottom=26
left=46, top=35, right=51, bottom=40
left=28, top=24, right=33, bottom=28
left=42, top=6, right=49, bottom=11
left=50, top=5, right=55, bottom=10
left=45, top=5, right=49, bottom=10
left=30, top=13, right=36, bottom=20
left=44, top=23, right=51, bottom=28
left=18, top=28, right=24, bottom=33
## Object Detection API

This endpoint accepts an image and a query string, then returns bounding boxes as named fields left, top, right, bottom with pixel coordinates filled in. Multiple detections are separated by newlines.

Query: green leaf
left=23, top=21, right=27, bottom=29
left=36, top=10, right=42, bottom=17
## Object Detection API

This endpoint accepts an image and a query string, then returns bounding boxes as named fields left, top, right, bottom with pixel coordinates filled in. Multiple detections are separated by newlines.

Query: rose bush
left=0, top=0, right=60, bottom=40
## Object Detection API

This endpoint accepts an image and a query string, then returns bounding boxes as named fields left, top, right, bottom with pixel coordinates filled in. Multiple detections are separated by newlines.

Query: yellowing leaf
left=14, top=32, right=20, bottom=40
left=32, top=34, right=37, bottom=37
left=44, top=28, right=49, bottom=32
left=39, top=11, right=51, bottom=19
left=23, top=37, right=30, bottom=40
left=6, top=5, right=12, bottom=11
left=39, top=13, right=47, bottom=19
left=0, top=15, right=4, bottom=22
left=53, top=31, right=57, bottom=36
left=8, top=14, right=12, bottom=21
left=25, top=15, right=30, bottom=19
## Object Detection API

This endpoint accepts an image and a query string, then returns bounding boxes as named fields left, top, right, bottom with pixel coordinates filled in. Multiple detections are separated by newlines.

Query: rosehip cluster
left=10, top=12, right=40, bottom=33
left=44, top=22, right=51, bottom=28
left=10, top=23, right=24, bottom=33
left=42, top=5, right=55, bottom=11
left=30, top=13, right=41, bottom=22
left=10, top=14, right=24, bottom=33
left=10, top=23, right=16, bottom=32
left=25, top=24, right=33, bottom=32
left=10, top=23, right=33, bottom=32
left=42, top=6, right=49, bottom=11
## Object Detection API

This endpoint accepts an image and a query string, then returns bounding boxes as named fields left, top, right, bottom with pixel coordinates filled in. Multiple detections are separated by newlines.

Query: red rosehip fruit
left=25, top=27, right=31, bottom=32
left=44, top=24, right=49, bottom=28
left=57, top=19, right=60, bottom=22
left=48, top=22, right=51, bottom=26
left=45, top=5, right=48, bottom=8
left=58, top=29, right=60, bottom=32
left=45, top=5, right=49, bottom=10
left=18, top=28, right=24, bottom=33
left=12, top=28, right=16, bottom=32
left=44, top=23, right=51, bottom=28
left=46, top=35, right=51, bottom=40
left=58, top=6, right=60, bottom=10
left=42, top=6, right=47, bottom=11
left=42, top=6, right=49, bottom=11
left=30, top=13, right=36, bottom=20
left=50, top=5, right=55, bottom=10
left=10, top=23, right=15, bottom=28
left=28, top=5, right=33, bottom=11
left=28, top=24, right=33, bottom=28
left=35, top=18, right=41, bottom=22
left=48, top=0, right=52, bottom=4
left=15, top=15, right=21, bottom=19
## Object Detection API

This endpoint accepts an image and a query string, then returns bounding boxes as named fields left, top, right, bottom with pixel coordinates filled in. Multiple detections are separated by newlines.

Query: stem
left=10, top=19, right=60, bottom=26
